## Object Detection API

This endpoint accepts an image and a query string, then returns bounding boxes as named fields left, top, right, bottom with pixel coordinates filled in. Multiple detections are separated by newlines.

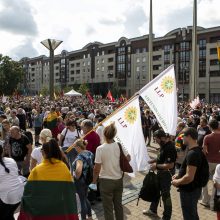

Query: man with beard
left=143, top=130, right=177, bottom=220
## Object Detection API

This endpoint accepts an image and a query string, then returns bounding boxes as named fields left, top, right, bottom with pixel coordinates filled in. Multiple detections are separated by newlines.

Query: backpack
left=80, top=154, right=93, bottom=186
left=137, top=170, right=160, bottom=205
left=197, top=148, right=209, bottom=187
left=22, top=130, right=33, bottom=145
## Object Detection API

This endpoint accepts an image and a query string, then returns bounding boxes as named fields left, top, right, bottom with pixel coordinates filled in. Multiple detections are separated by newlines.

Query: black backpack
left=197, top=149, right=209, bottom=187
left=80, top=154, right=93, bottom=186
left=137, top=170, right=160, bottom=205
left=21, top=130, right=33, bottom=145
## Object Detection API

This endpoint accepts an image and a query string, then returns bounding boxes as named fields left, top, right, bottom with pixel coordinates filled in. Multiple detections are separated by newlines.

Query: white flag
left=103, top=96, right=150, bottom=172
left=2, top=94, right=7, bottom=103
left=139, top=65, right=177, bottom=136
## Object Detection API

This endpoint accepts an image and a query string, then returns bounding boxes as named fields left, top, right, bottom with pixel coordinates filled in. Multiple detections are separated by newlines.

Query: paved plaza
left=14, top=144, right=216, bottom=220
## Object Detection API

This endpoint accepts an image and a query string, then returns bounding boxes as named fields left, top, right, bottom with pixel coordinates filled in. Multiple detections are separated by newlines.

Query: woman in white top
left=58, top=120, right=80, bottom=171
left=29, top=129, right=53, bottom=170
left=0, top=144, right=24, bottom=220
left=93, top=123, right=131, bottom=220
left=213, top=164, right=220, bottom=219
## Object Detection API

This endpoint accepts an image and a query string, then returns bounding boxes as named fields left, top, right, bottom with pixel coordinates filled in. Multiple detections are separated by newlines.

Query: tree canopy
left=0, top=55, right=24, bottom=95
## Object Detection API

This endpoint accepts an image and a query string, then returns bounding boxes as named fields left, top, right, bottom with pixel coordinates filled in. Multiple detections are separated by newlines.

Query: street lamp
left=41, top=39, right=63, bottom=100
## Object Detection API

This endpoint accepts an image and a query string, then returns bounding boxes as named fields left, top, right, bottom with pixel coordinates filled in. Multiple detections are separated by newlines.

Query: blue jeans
left=180, top=187, right=202, bottom=220
left=150, top=171, right=172, bottom=220
left=75, top=178, right=92, bottom=220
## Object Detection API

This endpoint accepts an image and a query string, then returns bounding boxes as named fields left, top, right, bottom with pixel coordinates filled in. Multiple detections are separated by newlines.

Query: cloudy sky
left=0, top=0, right=219, bottom=60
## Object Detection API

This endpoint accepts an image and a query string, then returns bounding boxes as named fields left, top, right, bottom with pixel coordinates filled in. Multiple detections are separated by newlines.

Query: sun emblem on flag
left=161, top=76, right=175, bottom=94
left=124, top=107, right=137, bottom=124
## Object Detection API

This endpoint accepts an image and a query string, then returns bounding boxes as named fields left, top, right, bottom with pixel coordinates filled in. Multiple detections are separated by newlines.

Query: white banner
left=103, top=96, right=150, bottom=172
left=139, top=65, right=177, bottom=136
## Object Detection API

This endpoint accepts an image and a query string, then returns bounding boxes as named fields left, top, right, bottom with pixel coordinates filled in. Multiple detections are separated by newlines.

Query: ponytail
left=0, top=146, right=10, bottom=173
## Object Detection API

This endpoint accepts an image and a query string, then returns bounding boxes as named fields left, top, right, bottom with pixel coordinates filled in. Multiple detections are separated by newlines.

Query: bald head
left=10, top=126, right=21, bottom=139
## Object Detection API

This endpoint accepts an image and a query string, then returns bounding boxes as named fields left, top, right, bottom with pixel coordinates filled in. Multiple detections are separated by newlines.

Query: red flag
left=106, top=90, right=115, bottom=102
left=86, top=91, right=94, bottom=104
left=60, top=90, right=64, bottom=97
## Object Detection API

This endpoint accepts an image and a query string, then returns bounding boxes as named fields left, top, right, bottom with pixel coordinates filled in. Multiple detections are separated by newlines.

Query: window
left=71, top=70, right=74, bottom=74
left=55, top=79, right=60, bottom=83
left=180, top=42, right=190, bottom=50
left=143, top=48, right=147, bottom=53
left=70, top=77, right=74, bottom=81
left=70, top=63, right=74, bottom=68
left=210, top=70, right=220, bottom=77
left=153, top=65, right=161, bottom=70
left=153, top=55, right=161, bottom=61
left=31, top=73, right=35, bottom=77
left=31, top=68, right=35, bottom=71
left=88, top=68, right=90, bottom=72
left=128, top=46, right=131, bottom=53
left=142, top=57, right=146, bottom=62
left=55, top=72, right=59, bottom=76
left=97, top=60, right=100, bottom=64
left=199, top=49, right=206, bottom=58
left=56, top=66, right=59, bottom=70
left=83, top=54, right=86, bottom=59
left=83, top=69, right=86, bottom=73
left=136, top=48, right=140, bottom=54
left=118, top=47, right=125, bottom=54
left=108, top=58, right=114, bottom=62
left=76, top=63, right=80, bottom=67
left=210, top=59, right=219, bottom=65
left=199, top=39, right=206, bottom=48
left=142, top=66, right=146, bottom=72
left=83, top=62, right=86, bottom=66
left=117, top=55, right=125, bottom=63
left=76, top=70, right=80, bottom=74
left=108, top=66, right=114, bottom=71
left=136, top=57, right=140, bottom=63
left=136, top=66, right=140, bottom=71
left=164, top=45, right=171, bottom=51
left=101, top=66, right=104, bottom=72
left=88, top=54, right=90, bottom=58
left=164, top=54, right=170, bottom=62
left=210, top=48, right=217, bottom=55
left=97, top=52, right=100, bottom=56
left=88, top=61, right=90, bottom=66
left=102, top=51, right=105, bottom=56
left=97, top=67, right=100, bottom=71
left=153, top=46, right=162, bottom=51
left=102, top=59, right=104, bottom=63
left=210, top=36, right=220, bottom=43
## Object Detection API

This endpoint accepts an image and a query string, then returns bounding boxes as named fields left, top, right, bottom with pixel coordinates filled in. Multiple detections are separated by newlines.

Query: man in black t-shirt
left=172, top=127, right=204, bottom=220
left=143, top=130, right=177, bottom=220
left=9, top=126, right=32, bottom=176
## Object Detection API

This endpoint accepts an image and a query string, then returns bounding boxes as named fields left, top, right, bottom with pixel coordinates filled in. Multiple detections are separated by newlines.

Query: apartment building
left=21, top=26, right=220, bottom=102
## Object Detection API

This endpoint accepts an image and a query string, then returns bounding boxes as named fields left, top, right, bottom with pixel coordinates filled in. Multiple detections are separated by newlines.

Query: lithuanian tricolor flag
left=18, top=159, right=79, bottom=220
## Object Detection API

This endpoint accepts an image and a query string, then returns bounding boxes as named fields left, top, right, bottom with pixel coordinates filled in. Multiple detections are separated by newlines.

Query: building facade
left=21, top=26, right=220, bottom=102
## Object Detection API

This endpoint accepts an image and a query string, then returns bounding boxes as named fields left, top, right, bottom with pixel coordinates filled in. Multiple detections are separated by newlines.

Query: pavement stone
left=14, top=142, right=217, bottom=220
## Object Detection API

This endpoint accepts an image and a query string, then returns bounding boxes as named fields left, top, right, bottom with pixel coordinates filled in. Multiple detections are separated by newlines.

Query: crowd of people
left=0, top=95, right=220, bottom=220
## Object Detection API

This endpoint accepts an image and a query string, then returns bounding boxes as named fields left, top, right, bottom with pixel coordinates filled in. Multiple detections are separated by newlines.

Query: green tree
left=78, top=83, right=89, bottom=95
left=0, top=55, right=24, bottom=95
left=39, top=86, right=49, bottom=96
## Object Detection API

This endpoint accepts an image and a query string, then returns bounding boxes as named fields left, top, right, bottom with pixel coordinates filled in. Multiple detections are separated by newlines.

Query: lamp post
left=41, top=39, right=63, bottom=100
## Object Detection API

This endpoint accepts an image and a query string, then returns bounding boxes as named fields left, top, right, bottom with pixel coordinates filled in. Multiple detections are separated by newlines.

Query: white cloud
left=0, top=0, right=219, bottom=60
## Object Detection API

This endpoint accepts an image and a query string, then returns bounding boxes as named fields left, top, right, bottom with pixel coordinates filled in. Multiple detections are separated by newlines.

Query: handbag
left=117, top=142, right=133, bottom=173
left=214, top=189, right=220, bottom=211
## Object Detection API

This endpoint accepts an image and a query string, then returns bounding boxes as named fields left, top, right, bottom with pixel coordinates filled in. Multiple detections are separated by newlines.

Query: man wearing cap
left=143, top=129, right=177, bottom=220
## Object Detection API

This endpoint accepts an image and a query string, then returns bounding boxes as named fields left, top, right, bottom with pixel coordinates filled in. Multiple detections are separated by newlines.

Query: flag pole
left=65, top=93, right=140, bottom=153
left=190, top=0, right=198, bottom=100
left=148, top=0, right=153, bottom=82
